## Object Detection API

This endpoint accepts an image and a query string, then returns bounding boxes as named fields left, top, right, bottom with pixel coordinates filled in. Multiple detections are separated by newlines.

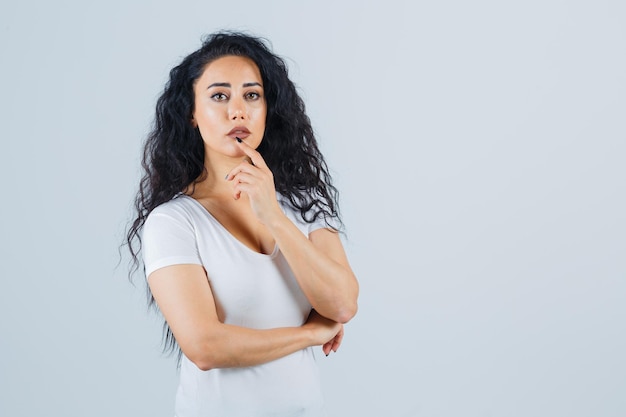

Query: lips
left=227, top=126, right=251, bottom=140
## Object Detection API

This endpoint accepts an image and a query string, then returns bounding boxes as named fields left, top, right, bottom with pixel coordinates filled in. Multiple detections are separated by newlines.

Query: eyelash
left=211, top=92, right=228, bottom=101
left=210, top=92, right=262, bottom=101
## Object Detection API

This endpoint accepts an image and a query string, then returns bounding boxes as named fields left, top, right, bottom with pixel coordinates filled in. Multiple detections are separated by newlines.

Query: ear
left=191, top=117, right=197, bottom=128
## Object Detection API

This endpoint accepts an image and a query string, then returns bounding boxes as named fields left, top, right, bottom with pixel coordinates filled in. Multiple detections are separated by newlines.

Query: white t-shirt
left=142, top=194, right=331, bottom=417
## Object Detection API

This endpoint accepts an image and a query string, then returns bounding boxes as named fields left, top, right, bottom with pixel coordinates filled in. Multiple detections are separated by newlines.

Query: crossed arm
left=148, top=227, right=358, bottom=371
left=148, top=141, right=359, bottom=371
left=148, top=262, right=344, bottom=371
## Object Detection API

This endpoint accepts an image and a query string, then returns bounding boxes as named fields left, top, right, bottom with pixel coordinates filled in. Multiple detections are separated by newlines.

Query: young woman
left=126, top=32, right=359, bottom=416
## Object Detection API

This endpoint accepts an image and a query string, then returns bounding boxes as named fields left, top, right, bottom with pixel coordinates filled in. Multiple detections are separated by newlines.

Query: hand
left=322, top=325, right=344, bottom=356
left=304, top=309, right=344, bottom=355
left=225, top=139, right=282, bottom=225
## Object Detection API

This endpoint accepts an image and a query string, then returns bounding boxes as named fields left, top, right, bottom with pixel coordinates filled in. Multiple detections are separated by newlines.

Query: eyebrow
left=207, top=82, right=263, bottom=89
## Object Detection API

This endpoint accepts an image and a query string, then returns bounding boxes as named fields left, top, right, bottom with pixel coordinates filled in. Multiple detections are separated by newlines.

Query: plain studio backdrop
left=1, top=1, right=624, bottom=416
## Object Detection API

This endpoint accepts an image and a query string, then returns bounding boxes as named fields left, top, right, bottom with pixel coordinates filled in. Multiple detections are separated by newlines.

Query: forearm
left=188, top=323, right=314, bottom=371
left=149, top=265, right=333, bottom=371
left=266, top=214, right=359, bottom=323
left=225, top=141, right=359, bottom=322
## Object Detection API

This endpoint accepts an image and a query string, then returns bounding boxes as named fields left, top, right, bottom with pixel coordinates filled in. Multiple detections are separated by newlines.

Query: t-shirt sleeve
left=306, top=214, right=339, bottom=235
left=277, top=194, right=340, bottom=237
left=142, top=206, right=202, bottom=278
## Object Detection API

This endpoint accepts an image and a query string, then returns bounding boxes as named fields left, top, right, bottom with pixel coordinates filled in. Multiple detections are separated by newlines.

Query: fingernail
left=235, top=136, right=242, bottom=143
left=325, top=353, right=329, bottom=357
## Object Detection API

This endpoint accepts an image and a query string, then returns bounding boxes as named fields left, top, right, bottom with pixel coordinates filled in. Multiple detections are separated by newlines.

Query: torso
left=191, top=193, right=275, bottom=255
left=144, top=195, right=326, bottom=416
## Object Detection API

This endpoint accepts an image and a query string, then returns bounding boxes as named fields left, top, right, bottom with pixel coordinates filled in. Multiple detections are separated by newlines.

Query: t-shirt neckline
left=181, top=194, right=280, bottom=259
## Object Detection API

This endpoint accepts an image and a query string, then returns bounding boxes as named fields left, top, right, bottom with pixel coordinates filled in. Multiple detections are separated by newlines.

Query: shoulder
left=149, top=194, right=198, bottom=218
left=277, top=193, right=337, bottom=236
left=146, top=195, right=202, bottom=225
left=143, top=195, right=205, bottom=238
left=142, top=195, right=204, bottom=275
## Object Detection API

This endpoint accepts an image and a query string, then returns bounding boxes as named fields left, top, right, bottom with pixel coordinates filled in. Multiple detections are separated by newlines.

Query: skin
left=147, top=55, right=359, bottom=371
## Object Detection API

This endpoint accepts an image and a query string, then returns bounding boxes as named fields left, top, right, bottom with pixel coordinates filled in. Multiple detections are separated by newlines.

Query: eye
left=211, top=92, right=228, bottom=101
left=245, top=91, right=261, bottom=100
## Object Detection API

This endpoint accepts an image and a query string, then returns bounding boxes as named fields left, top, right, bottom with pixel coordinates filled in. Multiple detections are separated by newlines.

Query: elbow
left=194, top=360, right=215, bottom=372
left=335, top=301, right=358, bottom=324
left=328, top=286, right=359, bottom=323
left=184, top=338, right=224, bottom=371
left=336, top=284, right=359, bottom=324
left=187, top=349, right=217, bottom=371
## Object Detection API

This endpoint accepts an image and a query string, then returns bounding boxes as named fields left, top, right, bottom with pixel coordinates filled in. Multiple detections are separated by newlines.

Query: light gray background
left=1, top=1, right=624, bottom=416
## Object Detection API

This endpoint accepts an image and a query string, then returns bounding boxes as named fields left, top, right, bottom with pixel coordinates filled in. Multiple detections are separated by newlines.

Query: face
left=191, top=55, right=266, bottom=160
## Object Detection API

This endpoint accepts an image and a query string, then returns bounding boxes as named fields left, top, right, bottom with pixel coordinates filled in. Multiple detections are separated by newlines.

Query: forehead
left=197, top=55, right=263, bottom=85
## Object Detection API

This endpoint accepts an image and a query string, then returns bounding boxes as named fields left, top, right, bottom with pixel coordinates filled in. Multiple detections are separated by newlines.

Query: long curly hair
left=124, top=31, right=341, bottom=356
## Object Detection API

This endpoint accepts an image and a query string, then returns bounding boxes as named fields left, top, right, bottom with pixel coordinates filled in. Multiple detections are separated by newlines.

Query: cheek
left=253, top=105, right=267, bottom=126
left=195, top=120, right=220, bottom=144
left=195, top=109, right=221, bottom=129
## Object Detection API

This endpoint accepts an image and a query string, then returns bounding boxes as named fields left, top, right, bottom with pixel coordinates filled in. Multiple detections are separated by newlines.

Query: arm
left=265, top=216, right=359, bottom=323
left=148, top=264, right=342, bottom=371
left=226, top=141, right=359, bottom=323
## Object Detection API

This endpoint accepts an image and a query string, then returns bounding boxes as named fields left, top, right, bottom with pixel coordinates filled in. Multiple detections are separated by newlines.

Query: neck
left=187, top=152, right=248, bottom=199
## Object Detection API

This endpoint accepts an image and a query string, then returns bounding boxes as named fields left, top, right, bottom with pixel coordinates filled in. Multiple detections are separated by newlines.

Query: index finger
left=235, top=137, right=268, bottom=169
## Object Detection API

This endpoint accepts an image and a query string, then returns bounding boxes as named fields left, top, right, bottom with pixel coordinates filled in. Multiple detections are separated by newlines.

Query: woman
left=126, top=31, right=359, bottom=416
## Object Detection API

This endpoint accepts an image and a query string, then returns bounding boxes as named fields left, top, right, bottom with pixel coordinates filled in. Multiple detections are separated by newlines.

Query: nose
left=229, top=98, right=247, bottom=120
